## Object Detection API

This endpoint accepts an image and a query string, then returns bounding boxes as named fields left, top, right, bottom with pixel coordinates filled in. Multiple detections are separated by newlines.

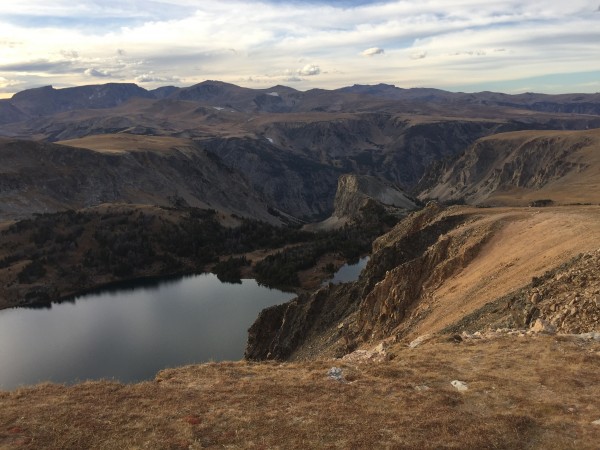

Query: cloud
left=85, top=68, right=112, bottom=77
left=0, top=1, right=600, bottom=94
left=361, top=47, right=384, bottom=57
left=0, top=40, right=21, bottom=48
left=60, top=50, right=79, bottom=59
left=297, top=64, right=320, bottom=76
left=0, top=76, right=23, bottom=93
left=0, top=59, right=75, bottom=74
left=410, top=51, right=427, bottom=60
left=135, top=72, right=180, bottom=83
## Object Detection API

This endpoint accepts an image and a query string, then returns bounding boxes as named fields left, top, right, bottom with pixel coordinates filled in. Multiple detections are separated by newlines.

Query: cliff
left=309, top=174, right=417, bottom=229
left=246, top=203, right=600, bottom=360
left=333, top=174, right=416, bottom=218
left=418, top=128, right=600, bottom=206
left=0, top=136, right=277, bottom=223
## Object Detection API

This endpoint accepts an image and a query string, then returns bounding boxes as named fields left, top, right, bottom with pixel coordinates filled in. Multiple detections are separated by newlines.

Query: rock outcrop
left=246, top=203, right=600, bottom=360
left=529, top=250, right=600, bottom=334
left=310, top=174, right=417, bottom=229
left=246, top=203, right=495, bottom=359
left=333, top=175, right=416, bottom=218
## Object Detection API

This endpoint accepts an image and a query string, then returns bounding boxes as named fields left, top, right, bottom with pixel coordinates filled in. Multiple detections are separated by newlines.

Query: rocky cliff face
left=333, top=174, right=416, bottom=218
left=418, top=129, right=600, bottom=205
left=246, top=203, right=600, bottom=360
left=246, top=203, right=494, bottom=359
left=310, top=174, right=417, bottom=229
left=201, top=136, right=342, bottom=220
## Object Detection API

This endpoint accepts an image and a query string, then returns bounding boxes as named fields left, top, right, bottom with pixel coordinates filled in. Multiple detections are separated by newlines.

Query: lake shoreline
left=0, top=273, right=297, bottom=389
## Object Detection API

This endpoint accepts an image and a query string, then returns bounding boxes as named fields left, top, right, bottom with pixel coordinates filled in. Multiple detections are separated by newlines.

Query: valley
left=0, top=81, right=599, bottom=449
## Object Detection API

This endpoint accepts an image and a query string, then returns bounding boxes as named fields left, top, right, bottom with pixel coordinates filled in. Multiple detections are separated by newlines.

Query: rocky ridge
left=246, top=204, right=600, bottom=360
left=418, top=128, right=600, bottom=206
left=246, top=203, right=494, bottom=359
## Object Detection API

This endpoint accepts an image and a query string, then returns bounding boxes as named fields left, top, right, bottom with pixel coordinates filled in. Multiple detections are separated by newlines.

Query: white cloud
left=135, top=72, right=180, bottom=83
left=60, top=50, right=79, bottom=59
left=297, top=64, right=320, bottom=76
left=0, top=1, right=599, bottom=94
left=410, top=51, right=427, bottom=60
left=362, top=47, right=384, bottom=57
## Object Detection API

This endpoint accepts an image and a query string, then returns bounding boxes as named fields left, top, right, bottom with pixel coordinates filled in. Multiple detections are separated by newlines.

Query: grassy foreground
left=1, top=335, right=599, bottom=449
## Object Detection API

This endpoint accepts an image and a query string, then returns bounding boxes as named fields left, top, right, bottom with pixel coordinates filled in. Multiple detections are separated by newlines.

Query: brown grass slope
left=1, top=335, right=599, bottom=449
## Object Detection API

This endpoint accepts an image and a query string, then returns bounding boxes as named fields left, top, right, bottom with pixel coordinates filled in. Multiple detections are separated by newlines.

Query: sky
left=0, top=0, right=599, bottom=98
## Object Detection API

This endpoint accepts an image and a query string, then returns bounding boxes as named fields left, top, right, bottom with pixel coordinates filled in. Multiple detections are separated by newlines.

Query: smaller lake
left=328, top=256, right=370, bottom=284
left=0, top=274, right=295, bottom=390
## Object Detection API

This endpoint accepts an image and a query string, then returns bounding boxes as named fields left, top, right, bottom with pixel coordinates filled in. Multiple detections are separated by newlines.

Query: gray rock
left=328, top=367, right=344, bottom=382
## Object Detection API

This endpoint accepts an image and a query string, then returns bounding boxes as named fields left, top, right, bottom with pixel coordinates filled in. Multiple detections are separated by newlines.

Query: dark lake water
left=328, top=256, right=369, bottom=284
left=0, top=274, right=295, bottom=390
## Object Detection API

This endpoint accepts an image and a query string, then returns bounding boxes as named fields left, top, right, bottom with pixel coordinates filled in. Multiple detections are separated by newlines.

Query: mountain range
left=1, top=81, right=600, bottom=223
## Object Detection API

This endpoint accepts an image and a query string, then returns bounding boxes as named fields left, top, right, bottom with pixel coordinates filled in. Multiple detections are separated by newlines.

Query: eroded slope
left=0, top=136, right=275, bottom=222
left=419, top=128, right=600, bottom=206
left=246, top=204, right=600, bottom=360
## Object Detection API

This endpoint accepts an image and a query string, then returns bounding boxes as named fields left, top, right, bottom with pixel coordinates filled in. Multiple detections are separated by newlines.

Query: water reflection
left=328, top=256, right=369, bottom=284
left=0, top=273, right=294, bottom=390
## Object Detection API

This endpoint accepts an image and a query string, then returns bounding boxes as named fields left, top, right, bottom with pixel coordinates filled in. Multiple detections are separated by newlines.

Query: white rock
left=575, top=332, right=600, bottom=341
left=592, top=419, right=600, bottom=425
left=373, top=342, right=388, bottom=353
left=451, top=380, right=468, bottom=391
left=409, top=334, right=433, bottom=349
left=530, top=318, right=557, bottom=334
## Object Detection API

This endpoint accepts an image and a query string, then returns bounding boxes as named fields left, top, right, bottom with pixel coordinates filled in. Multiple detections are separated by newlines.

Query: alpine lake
left=0, top=257, right=369, bottom=390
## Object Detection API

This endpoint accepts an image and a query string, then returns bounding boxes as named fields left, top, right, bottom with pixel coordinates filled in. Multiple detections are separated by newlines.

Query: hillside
left=0, top=136, right=277, bottom=222
left=418, top=128, right=600, bottom=206
left=1, top=334, right=599, bottom=449
left=246, top=204, right=600, bottom=360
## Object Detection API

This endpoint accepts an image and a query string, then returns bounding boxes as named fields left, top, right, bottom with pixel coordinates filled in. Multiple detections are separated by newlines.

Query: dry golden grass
left=1, top=335, right=598, bottom=449
left=57, top=134, right=193, bottom=154
left=409, top=205, right=600, bottom=338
